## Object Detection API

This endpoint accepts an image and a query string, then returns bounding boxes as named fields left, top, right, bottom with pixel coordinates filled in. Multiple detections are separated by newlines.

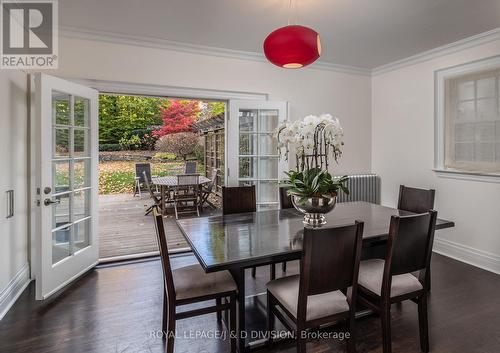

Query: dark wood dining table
left=176, top=201, right=455, bottom=352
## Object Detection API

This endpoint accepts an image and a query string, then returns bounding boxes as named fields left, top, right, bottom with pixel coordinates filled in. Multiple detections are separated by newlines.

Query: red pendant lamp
left=263, top=1, right=321, bottom=69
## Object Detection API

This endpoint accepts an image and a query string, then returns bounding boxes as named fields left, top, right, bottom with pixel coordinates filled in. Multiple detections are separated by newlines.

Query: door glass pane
left=53, top=91, right=70, bottom=125
left=54, top=128, right=69, bottom=158
left=74, top=159, right=90, bottom=189
left=259, top=110, right=279, bottom=132
left=53, top=192, right=71, bottom=229
left=73, top=218, right=90, bottom=252
left=239, top=157, right=257, bottom=179
left=74, top=97, right=89, bottom=127
left=239, top=134, right=256, bottom=155
left=74, top=189, right=90, bottom=221
left=239, top=110, right=257, bottom=132
left=52, top=226, right=71, bottom=264
left=74, top=129, right=89, bottom=157
left=53, top=161, right=70, bottom=193
left=259, top=134, right=278, bottom=155
left=259, top=157, right=279, bottom=179
left=259, top=181, right=278, bottom=202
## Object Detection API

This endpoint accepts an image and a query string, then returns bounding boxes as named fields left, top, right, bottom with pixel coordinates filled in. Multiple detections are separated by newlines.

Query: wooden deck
left=98, top=193, right=220, bottom=259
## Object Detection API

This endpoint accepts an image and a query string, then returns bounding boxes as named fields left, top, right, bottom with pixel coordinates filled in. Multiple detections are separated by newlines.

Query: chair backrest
left=384, top=211, right=438, bottom=291
left=143, top=171, right=161, bottom=205
left=184, top=161, right=197, bottom=174
left=222, top=185, right=256, bottom=215
left=297, top=222, right=364, bottom=321
left=398, top=185, right=435, bottom=214
left=279, top=187, right=294, bottom=209
left=177, top=173, right=200, bottom=186
left=152, top=207, right=176, bottom=301
left=136, top=163, right=151, bottom=183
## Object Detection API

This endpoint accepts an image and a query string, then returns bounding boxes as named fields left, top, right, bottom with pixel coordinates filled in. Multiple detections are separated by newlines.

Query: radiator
left=335, top=174, right=380, bottom=204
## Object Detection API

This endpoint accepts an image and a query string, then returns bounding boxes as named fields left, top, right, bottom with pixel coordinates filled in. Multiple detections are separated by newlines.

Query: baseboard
left=433, top=237, right=500, bottom=275
left=0, top=263, right=31, bottom=320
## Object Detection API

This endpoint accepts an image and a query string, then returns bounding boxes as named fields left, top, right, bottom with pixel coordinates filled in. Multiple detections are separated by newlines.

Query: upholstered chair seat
left=358, top=259, right=423, bottom=297
left=267, top=275, right=349, bottom=321
left=173, top=264, right=237, bottom=301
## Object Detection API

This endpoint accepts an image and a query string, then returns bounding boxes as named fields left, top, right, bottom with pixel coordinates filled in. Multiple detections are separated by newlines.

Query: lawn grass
left=98, top=160, right=204, bottom=194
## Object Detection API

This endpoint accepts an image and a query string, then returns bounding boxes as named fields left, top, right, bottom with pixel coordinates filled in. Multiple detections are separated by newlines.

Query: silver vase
left=291, top=195, right=337, bottom=226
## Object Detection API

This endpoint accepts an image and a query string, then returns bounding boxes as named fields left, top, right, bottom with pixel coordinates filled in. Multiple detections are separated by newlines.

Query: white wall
left=372, top=39, right=500, bottom=273
left=54, top=36, right=373, bottom=175
left=0, top=70, right=30, bottom=318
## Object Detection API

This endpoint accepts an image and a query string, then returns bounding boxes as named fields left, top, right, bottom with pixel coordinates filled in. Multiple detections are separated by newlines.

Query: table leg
left=229, top=267, right=246, bottom=353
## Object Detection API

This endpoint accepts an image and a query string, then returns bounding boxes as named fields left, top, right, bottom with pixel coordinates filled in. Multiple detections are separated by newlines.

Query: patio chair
left=184, top=161, right=197, bottom=174
left=199, top=168, right=218, bottom=209
left=134, top=163, right=152, bottom=197
left=173, top=174, right=200, bottom=219
left=143, top=171, right=162, bottom=216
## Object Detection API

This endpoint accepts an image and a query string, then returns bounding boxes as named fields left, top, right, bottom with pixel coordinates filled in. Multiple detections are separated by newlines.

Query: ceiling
left=59, top=0, right=500, bottom=69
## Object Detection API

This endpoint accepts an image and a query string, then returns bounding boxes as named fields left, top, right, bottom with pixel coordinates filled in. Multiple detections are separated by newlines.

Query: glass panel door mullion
left=68, top=95, right=75, bottom=255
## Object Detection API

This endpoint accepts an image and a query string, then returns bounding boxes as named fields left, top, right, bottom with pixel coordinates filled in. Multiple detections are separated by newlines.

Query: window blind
left=444, top=67, right=500, bottom=173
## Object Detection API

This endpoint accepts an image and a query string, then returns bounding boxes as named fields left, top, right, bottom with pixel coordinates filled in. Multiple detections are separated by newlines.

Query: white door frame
left=28, top=77, right=270, bottom=278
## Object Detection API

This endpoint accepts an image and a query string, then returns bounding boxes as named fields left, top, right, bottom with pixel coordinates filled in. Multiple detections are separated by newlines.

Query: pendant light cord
left=287, top=0, right=299, bottom=26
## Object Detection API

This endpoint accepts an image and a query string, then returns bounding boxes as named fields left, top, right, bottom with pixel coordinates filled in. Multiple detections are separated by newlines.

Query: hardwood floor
left=1, top=254, right=499, bottom=353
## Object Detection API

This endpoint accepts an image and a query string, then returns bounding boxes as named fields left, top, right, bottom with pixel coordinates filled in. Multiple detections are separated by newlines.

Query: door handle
left=44, top=198, right=61, bottom=206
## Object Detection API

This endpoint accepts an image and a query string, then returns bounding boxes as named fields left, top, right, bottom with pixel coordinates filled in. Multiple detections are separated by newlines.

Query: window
left=436, top=57, right=500, bottom=178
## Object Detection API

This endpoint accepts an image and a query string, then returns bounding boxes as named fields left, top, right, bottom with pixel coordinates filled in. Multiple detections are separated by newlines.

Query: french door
left=34, top=73, right=99, bottom=300
left=227, top=100, right=288, bottom=210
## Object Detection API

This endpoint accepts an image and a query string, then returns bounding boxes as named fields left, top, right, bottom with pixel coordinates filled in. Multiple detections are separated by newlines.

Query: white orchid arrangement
left=274, top=113, right=344, bottom=162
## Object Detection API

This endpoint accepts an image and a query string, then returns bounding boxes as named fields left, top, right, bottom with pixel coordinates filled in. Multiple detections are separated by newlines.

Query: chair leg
left=418, top=294, right=429, bottom=353
left=134, top=180, right=139, bottom=197
left=251, top=267, right=256, bottom=278
left=281, top=261, right=287, bottom=273
left=166, top=305, right=176, bottom=353
left=270, top=264, right=276, bottom=280
left=297, top=325, right=307, bottom=353
left=230, top=296, right=237, bottom=353
left=381, top=303, right=392, bottom=353
left=266, top=291, right=275, bottom=346
left=162, top=291, right=168, bottom=333
left=346, top=314, right=356, bottom=353
left=216, top=298, right=222, bottom=323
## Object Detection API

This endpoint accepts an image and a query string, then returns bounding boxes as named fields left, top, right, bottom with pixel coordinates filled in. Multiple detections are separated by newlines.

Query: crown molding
left=372, top=27, right=500, bottom=76
left=59, top=26, right=371, bottom=76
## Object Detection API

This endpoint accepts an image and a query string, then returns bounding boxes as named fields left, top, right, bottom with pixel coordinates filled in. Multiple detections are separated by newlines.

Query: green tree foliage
left=98, top=95, right=166, bottom=144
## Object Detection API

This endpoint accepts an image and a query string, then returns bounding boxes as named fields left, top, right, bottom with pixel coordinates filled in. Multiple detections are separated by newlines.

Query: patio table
left=176, top=201, right=455, bottom=352
left=151, top=175, right=211, bottom=214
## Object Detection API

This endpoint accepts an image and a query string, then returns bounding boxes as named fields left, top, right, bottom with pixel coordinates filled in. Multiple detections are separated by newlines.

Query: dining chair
left=184, top=160, right=197, bottom=174
left=143, top=171, right=162, bottom=216
left=222, top=185, right=257, bottom=215
left=266, top=222, right=365, bottom=353
left=199, top=168, right=218, bottom=209
left=152, top=207, right=237, bottom=353
left=133, top=163, right=152, bottom=197
left=277, top=186, right=294, bottom=273
left=398, top=185, right=435, bottom=214
left=222, top=186, right=261, bottom=277
left=173, top=174, right=200, bottom=219
left=356, top=211, right=438, bottom=353
left=397, top=185, right=435, bottom=290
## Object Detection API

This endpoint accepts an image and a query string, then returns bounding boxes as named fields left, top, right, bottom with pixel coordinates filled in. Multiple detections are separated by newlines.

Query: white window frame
left=434, top=55, right=500, bottom=183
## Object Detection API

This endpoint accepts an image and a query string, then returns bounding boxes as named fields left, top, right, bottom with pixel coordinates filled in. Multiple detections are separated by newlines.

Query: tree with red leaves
left=153, top=100, right=200, bottom=137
